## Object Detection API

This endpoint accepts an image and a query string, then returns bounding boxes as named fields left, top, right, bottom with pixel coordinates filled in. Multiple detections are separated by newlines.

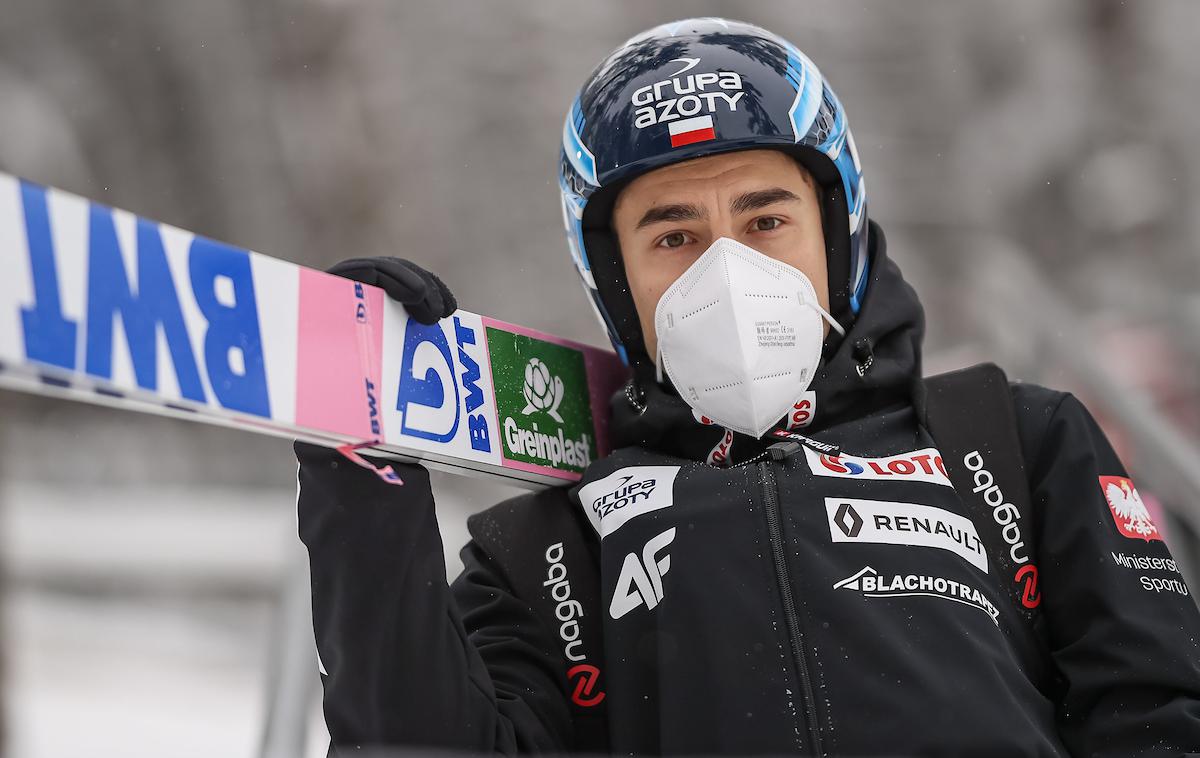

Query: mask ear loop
left=655, top=342, right=665, bottom=385
left=813, top=302, right=846, bottom=337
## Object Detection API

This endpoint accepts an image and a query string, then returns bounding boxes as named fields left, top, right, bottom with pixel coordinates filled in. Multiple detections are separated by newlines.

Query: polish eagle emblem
left=1099, top=475, right=1161, bottom=542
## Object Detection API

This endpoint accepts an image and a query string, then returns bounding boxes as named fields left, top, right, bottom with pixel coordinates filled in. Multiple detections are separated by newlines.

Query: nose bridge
left=705, top=185, right=738, bottom=239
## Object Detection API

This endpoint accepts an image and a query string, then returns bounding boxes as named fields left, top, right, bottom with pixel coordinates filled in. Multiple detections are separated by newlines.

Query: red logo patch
left=1015, top=564, right=1041, bottom=609
left=567, top=663, right=606, bottom=707
left=1100, top=475, right=1161, bottom=542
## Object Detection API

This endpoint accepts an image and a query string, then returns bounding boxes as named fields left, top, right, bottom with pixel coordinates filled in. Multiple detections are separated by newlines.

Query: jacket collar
left=608, top=220, right=926, bottom=464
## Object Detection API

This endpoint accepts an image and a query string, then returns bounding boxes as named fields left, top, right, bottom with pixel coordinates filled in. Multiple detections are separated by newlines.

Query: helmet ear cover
left=580, top=146, right=854, bottom=369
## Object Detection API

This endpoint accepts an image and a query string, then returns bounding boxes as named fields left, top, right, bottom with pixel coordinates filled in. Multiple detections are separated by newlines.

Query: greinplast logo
left=486, top=328, right=595, bottom=473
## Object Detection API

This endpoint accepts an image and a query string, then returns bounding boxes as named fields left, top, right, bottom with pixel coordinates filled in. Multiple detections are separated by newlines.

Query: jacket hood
left=608, top=219, right=926, bottom=463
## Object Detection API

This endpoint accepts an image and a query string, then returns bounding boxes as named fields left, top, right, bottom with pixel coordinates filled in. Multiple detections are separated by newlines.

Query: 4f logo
left=609, top=527, right=676, bottom=619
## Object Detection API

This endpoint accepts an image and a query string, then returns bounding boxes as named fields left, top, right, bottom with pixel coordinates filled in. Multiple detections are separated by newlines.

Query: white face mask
left=653, top=237, right=845, bottom=438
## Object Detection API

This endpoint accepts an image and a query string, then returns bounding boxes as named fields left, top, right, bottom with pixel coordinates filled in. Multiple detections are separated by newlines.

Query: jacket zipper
left=758, top=448, right=823, bottom=756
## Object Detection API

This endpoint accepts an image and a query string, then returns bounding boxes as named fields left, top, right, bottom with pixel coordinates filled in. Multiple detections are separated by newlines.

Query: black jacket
left=296, top=225, right=1200, bottom=755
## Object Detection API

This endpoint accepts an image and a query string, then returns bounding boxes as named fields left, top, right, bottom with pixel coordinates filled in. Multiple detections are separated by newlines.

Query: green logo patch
left=486, top=327, right=595, bottom=472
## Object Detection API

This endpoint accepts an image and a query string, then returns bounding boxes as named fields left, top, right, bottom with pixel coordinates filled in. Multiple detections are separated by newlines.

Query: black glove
left=326, top=256, right=457, bottom=325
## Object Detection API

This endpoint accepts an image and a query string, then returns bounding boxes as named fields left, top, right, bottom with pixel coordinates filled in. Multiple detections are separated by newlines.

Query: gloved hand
left=326, top=256, right=457, bottom=325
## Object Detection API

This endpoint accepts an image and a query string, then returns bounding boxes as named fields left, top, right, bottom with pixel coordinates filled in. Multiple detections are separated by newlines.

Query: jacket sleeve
left=1021, top=391, right=1200, bottom=754
left=294, top=441, right=572, bottom=755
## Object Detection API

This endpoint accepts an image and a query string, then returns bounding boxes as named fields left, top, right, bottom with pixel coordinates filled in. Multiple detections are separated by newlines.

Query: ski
left=0, top=174, right=628, bottom=487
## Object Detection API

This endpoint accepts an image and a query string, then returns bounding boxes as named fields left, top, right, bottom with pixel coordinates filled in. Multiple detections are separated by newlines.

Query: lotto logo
left=785, top=392, right=816, bottom=430
left=805, top=446, right=952, bottom=487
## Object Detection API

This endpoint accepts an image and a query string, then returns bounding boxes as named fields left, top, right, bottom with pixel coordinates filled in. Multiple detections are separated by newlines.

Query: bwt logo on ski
left=363, top=378, right=381, bottom=436
left=353, top=282, right=368, bottom=323
left=544, top=542, right=605, bottom=707
left=14, top=180, right=271, bottom=417
left=353, top=283, right=381, bottom=435
left=610, top=527, right=677, bottom=619
left=805, top=446, right=952, bottom=488
left=488, top=328, right=597, bottom=473
left=631, top=57, right=744, bottom=129
left=396, top=316, right=492, bottom=453
left=577, top=465, right=679, bottom=539
left=826, top=498, right=989, bottom=573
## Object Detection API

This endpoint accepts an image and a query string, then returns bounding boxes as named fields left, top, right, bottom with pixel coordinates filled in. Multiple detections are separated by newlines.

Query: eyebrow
left=635, top=202, right=707, bottom=230
left=729, top=187, right=802, bottom=216
left=634, top=187, right=802, bottom=231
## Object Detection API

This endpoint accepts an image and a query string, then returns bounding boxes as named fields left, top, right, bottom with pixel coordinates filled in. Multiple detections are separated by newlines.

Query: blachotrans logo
left=834, top=566, right=999, bottom=626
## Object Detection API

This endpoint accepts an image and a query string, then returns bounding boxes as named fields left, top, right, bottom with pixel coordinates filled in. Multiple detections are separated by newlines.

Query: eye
left=656, top=231, right=692, bottom=249
left=752, top=216, right=784, bottom=232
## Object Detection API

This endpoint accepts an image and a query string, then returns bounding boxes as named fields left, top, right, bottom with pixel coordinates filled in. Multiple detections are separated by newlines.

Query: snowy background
left=1, top=1, right=1198, bottom=755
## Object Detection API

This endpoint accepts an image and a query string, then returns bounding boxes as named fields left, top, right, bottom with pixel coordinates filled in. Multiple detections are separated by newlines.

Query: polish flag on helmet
left=669, top=115, right=716, bottom=147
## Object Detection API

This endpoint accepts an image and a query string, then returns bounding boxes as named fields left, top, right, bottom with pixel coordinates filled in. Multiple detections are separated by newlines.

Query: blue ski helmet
left=558, top=17, right=868, bottom=366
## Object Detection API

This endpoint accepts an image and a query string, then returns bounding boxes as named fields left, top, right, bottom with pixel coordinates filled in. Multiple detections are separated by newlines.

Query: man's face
left=611, top=149, right=828, bottom=360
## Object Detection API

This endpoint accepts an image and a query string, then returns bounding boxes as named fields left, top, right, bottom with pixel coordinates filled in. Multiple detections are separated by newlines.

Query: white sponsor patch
left=578, top=466, right=679, bottom=539
left=826, top=498, right=988, bottom=573
left=804, top=446, right=952, bottom=487
left=833, top=566, right=999, bottom=625
left=784, top=390, right=816, bottom=430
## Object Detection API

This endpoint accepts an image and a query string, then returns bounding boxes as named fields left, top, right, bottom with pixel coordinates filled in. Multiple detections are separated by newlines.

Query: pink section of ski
left=501, top=456, right=581, bottom=482
left=294, top=269, right=384, bottom=439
